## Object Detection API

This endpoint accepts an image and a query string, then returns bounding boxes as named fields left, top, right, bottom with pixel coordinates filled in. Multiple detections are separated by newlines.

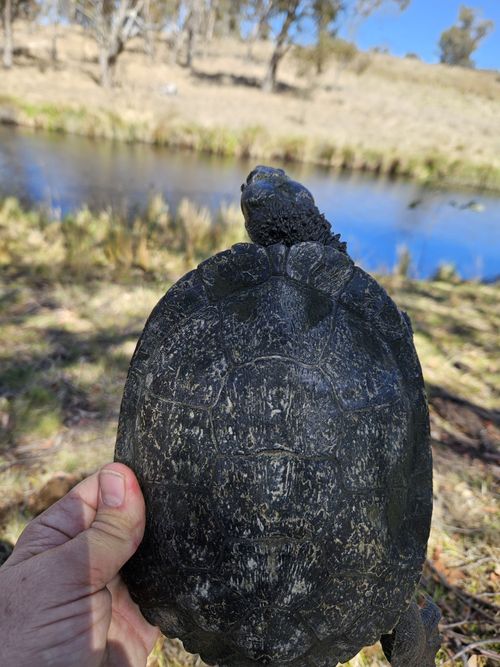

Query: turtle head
left=240, top=165, right=346, bottom=252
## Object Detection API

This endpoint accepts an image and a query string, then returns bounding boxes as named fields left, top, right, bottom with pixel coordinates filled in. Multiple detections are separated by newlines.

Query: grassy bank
left=0, top=199, right=498, bottom=665
left=2, top=93, right=500, bottom=192
left=1, top=24, right=500, bottom=192
left=0, top=195, right=246, bottom=283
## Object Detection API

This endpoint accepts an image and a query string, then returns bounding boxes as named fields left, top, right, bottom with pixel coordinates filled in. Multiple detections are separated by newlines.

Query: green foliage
left=439, top=5, right=494, bottom=68
left=274, top=135, right=307, bottom=161
left=293, top=36, right=357, bottom=76
left=341, top=145, right=355, bottom=168
left=310, top=0, right=344, bottom=72
left=11, top=385, right=62, bottom=440
left=355, top=0, right=410, bottom=18
left=432, top=263, right=460, bottom=283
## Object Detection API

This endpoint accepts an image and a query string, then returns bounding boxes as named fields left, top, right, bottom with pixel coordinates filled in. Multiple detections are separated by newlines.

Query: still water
left=1, top=125, right=499, bottom=280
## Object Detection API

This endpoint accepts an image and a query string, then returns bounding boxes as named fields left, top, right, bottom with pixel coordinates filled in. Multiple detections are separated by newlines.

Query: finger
left=58, top=463, right=146, bottom=592
left=108, top=575, right=160, bottom=660
left=6, top=470, right=100, bottom=567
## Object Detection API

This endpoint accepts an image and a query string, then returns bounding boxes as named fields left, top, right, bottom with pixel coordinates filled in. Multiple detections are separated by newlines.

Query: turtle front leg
left=380, top=598, right=441, bottom=667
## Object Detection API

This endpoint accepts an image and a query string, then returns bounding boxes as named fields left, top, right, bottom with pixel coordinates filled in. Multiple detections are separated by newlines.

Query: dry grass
left=1, top=24, right=500, bottom=189
left=0, top=200, right=498, bottom=666
left=0, top=195, right=246, bottom=282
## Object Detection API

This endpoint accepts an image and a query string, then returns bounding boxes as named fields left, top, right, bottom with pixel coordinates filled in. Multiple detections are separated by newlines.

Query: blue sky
left=337, top=1, right=499, bottom=69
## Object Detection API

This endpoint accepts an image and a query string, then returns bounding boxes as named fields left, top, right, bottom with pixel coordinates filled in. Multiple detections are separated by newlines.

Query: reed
left=0, top=195, right=247, bottom=282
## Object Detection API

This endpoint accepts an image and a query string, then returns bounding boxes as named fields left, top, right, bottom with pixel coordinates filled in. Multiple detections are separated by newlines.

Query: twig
left=440, top=619, right=472, bottom=630
left=450, top=556, right=495, bottom=570
left=426, top=560, right=500, bottom=623
left=443, top=638, right=500, bottom=665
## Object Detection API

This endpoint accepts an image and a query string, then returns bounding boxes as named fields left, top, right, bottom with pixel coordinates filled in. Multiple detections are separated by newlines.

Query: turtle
left=115, top=165, right=442, bottom=667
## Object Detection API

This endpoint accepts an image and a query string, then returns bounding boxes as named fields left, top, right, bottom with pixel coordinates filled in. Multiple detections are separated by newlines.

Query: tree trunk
left=261, top=5, right=297, bottom=92
left=185, top=1, right=200, bottom=70
left=170, top=29, right=182, bottom=65
left=262, top=48, right=281, bottom=92
left=205, top=0, right=217, bottom=42
left=186, top=25, right=195, bottom=69
left=99, top=36, right=124, bottom=88
left=143, top=26, right=155, bottom=60
left=2, top=0, right=13, bottom=69
left=143, top=0, right=155, bottom=60
left=51, top=34, right=58, bottom=63
left=50, top=0, right=59, bottom=64
left=99, top=47, right=112, bottom=88
left=51, top=27, right=59, bottom=63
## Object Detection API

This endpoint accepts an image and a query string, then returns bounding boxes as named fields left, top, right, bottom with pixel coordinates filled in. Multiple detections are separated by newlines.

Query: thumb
left=60, top=462, right=146, bottom=592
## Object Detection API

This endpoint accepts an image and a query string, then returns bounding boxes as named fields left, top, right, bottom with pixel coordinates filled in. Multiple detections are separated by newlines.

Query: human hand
left=0, top=463, right=159, bottom=667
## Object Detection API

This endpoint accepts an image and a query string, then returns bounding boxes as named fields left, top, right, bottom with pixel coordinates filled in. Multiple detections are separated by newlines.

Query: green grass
left=2, top=95, right=500, bottom=192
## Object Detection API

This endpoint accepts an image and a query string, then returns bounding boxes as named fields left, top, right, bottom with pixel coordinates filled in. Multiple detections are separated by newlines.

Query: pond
left=1, top=125, right=499, bottom=280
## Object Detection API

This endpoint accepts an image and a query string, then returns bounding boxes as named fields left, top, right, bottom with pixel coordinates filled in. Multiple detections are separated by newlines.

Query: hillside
left=1, top=23, right=500, bottom=189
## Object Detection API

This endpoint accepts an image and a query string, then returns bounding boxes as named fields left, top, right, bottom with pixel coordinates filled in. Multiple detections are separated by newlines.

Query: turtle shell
left=115, top=242, right=432, bottom=667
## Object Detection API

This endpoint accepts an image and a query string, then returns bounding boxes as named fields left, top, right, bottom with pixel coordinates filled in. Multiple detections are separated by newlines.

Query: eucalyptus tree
left=179, top=0, right=202, bottom=68
left=354, top=0, right=409, bottom=16
left=260, top=0, right=308, bottom=92
left=1, top=0, right=37, bottom=68
left=73, top=0, right=146, bottom=87
left=245, top=0, right=273, bottom=58
left=179, top=0, right=246, bottom=69
left=1, top=0, right=13, bottom=67
left=439, top=5, right=493, bottom=68
left=311, top=0, right=343, bottom=73
left=258, top=0, right=411, bottom=92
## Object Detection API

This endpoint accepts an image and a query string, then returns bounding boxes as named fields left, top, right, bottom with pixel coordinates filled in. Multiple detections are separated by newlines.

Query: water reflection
left=0, top=125, right=498, bottom=279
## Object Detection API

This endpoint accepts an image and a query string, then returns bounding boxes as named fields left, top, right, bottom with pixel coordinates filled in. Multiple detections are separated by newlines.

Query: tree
left=293, top=35, right=357, bottom=80
left=260, top=0, right=311, bottom=92
left=258, top=0, right=411, bottom=92
left=1, top=0, right=12, bottom=68
left=439, top=5, right=493, bottom=68
left=74, top=0, right=145, bottom=87
left=1, top=0, right=37, bottom=68
left=173, top=1, right=245, bottom=70
left=215, top=0, right=246, bottom=37
left=245, top=0, right=273, bottom=58
left=183, top=0, right=201, bottom=68
left=354, top=0, right=409, bottom=16
left=311, top=0, right=343, bottom=74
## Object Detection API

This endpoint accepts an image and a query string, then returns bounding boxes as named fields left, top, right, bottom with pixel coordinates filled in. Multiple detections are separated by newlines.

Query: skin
left=0, top=463, right=159, bottom=667
left=240, top=165, right=346, bottom=251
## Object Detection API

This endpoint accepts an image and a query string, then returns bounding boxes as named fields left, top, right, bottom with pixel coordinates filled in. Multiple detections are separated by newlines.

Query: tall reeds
left=0, top=195, right=247, bottom=282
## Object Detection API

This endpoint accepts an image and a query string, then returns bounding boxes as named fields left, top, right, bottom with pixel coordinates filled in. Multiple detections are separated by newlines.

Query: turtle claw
left=380, top=598, right=442, bottom=667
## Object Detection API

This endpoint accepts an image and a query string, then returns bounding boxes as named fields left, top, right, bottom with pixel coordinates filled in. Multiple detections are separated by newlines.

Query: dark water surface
left=1, top=125, right=499, bottom=279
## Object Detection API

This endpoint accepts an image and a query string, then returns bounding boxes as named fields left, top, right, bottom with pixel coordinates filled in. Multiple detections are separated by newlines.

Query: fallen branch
left=443, top=638, right=500, bottom=665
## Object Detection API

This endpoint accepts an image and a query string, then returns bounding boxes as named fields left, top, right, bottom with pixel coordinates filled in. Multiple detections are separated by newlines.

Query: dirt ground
left=2, top=23, right=500, bottom=175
